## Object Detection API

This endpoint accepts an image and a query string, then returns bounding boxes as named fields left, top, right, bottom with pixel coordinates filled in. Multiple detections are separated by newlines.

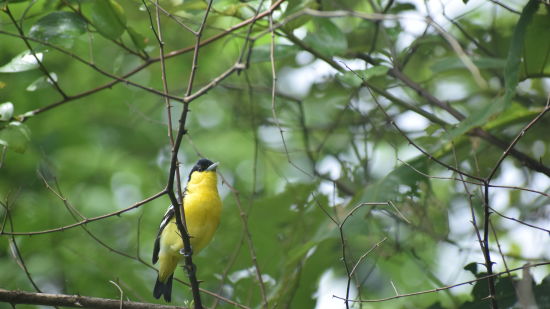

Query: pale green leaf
left=0, top=50, right=43, bottom=73
left=0, top=102, right=14, bottom=121
left=26, top=73, right=58, bottom=92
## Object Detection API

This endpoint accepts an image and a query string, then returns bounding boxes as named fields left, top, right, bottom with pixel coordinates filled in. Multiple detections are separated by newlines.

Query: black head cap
left=188, top=158, right=217, bottom=180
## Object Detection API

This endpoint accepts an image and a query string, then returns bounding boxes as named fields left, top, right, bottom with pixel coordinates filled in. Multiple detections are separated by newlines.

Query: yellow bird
left=152, top=158, right=222, bottom=302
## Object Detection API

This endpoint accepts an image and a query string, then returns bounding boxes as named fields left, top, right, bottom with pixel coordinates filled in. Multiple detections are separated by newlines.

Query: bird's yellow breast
left=159, top=171, right=222, bottom=258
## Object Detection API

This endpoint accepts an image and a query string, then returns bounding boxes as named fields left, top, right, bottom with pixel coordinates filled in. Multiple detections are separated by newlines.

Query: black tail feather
left=153, top=274, right=173, bottom=302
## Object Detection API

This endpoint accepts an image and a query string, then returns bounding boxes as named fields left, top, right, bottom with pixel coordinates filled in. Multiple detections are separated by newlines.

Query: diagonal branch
left=0, top=190, right=167, bottom=236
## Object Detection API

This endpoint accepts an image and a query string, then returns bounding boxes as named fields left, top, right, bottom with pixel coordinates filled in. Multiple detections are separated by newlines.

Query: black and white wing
left=152, top=205, right=175, bottom=264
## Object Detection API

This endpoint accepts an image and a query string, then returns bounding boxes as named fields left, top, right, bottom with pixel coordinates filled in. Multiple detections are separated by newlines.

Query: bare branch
left=0, top=288, right=187, bottom=309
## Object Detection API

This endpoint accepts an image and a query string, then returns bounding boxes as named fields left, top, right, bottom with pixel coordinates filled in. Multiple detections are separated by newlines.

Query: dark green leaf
left=390, top=3, right=416, bottom=13
left=467, top=275, right=517, bottom=309
left=464, top=262, right=478, bottom=276
left=86, top=0, right=127, bottom=40
left=503, top=0, right=539, bottom=108
left=523, top=8, right=550, bottom=76
left=535, top=274, right=550, bottom=307
left=426, top=302, right=445, bottom=309
left=304, top=19, right=347, bottom=57
left=28, top=11, right=86, bottom=49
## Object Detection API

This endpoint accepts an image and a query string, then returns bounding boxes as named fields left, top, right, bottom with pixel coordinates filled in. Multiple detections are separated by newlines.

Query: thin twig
left=108, top=281, right=124, bottom=309
left=487, top=99, right=550, bottom=181
left=338, top=202, right=387, bottom=309
left=345, top=237, right=387, bottom=306
left=333, top=262, right=550, bottom=303
left=151, top=0, right=185, bottom=205
left=490, top=207, right=550, bottom=234
left=220, top=177, right=269, bottom=308
left=0, top=190, right=167, bottom=236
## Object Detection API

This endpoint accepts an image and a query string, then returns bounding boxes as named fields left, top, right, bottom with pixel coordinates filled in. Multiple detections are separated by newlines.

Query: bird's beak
left=206, top=162, right=219, bottom=171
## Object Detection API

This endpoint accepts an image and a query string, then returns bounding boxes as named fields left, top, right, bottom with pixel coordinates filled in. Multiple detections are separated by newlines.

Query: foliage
left=1, top=0, right=549, bottom=308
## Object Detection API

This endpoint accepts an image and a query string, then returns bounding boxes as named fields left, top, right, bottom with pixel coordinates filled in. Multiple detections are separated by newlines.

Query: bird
left=152, top=158, right=222, bottom=302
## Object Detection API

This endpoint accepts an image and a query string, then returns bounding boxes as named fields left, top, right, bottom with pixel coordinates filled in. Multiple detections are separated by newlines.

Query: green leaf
left=304, top=19, right=348, bottom=57
left=503, top=0, right=539, bottom=108
left=467, top=275, right=517, bottom=309
left=86, top=0, right=127, bottom=40
left=448, top=0, right=538, bottom=140
left=463, top=262, right=478, bottom=276
left=0, top=121, right=31, bottom=153
left=426, top=302, right=445, bottom=309
left=445, top=102, right=505, bottom=141
left=535, top=274, right=550, bottom=307
left=26, top=73, right=58, bottom=92
left=390, top=2, right=416, bottom=13
left=0, top=102, right=14, bottom=121
left=483, top=103, right=540, bottom=131
left=523, top=7, right=550, bottom=76
left=0, top=50, right=43, bottom=73
left=212, top=0, right=244, bottom=16
left=250, top=44, right=300, bottom=63
left=179, top=0, right=208, bottom=11
left=127, top=26, right=148, bottom=51
left=337, top=65, right=389, bottom=87
left=28, top=11, right=86, bottom=49
left=282, top=0, right=317, bottom=31
left=431, top=57, right=506, bottom=73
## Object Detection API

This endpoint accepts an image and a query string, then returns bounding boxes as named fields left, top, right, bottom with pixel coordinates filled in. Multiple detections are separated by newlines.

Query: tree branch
left=0, top=288, right=186, bottom=309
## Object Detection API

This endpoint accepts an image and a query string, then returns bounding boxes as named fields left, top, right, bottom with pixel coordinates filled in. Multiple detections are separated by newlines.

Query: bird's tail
left=153, top=274, right=173, bottom=302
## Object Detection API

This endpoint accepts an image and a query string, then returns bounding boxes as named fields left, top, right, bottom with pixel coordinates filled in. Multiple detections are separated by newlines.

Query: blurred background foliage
left=1, top=0, right=549, bottom=308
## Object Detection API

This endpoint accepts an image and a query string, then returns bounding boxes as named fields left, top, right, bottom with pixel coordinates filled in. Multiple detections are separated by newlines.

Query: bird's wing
left=152, top=205, right=175, bottom=264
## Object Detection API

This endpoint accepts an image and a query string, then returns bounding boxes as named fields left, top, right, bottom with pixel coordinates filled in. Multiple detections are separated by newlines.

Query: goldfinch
left=152, top=158, right=222, bottom=302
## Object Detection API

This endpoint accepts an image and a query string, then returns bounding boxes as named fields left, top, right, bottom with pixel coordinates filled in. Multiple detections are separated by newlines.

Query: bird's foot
left=179, top=247, right=193, bottom=257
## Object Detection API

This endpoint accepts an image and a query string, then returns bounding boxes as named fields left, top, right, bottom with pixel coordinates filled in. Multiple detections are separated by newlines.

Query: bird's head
left=188, top=158, right=219, bottom=182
